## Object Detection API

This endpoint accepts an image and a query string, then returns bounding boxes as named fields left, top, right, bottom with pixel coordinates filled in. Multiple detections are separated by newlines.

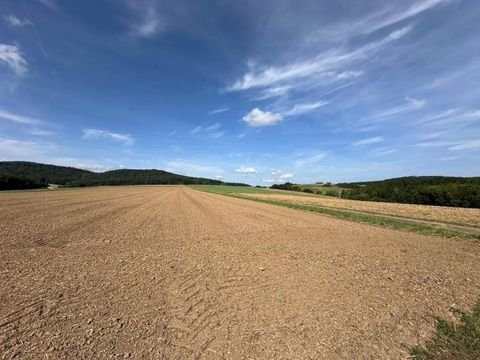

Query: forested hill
left=0, top=161, right=245, bottom=188
left=337, top=176, right=480, bottom=208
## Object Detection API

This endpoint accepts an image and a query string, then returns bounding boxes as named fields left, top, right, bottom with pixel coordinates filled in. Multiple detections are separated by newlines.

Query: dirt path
left=1, top=186, right=480, bottom=359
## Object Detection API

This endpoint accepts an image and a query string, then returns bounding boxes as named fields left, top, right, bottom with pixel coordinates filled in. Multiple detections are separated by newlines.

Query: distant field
left=241, top=193, right=480, bottom=228
left=194, top=185, right=480, bottom=235
left=299, top=184, right=346, bottom=195
left=192, top=185, right=278, bottom=194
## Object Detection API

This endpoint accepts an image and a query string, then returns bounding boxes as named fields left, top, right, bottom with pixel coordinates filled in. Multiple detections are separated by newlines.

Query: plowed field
left=1, top=186, right=480, bottom=359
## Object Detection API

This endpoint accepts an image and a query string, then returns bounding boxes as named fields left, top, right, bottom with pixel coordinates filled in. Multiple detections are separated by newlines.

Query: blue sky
left=1, top=0, right=479, bottom=184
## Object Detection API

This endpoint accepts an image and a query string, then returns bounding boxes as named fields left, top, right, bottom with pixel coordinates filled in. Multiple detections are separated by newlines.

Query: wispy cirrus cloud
left=310, top=0, right=449, bottom=43
left=417, top=109, right=480, bottom=125
left=127, top=0, right=166, bottom=38
left=449, top=140, right=480, bottom=151
left=0, top=109, right=55, bottom=136
left=369, top=147, right=397, bottom=156
left=352, top=136, right=384, bottom=146
left=368, top=97, right=425, bottom=122
left=294, top=152, right=327, bottom=167
left=228, top=26, right=412, bottom=93
left=209, top=107, right=229, bottom=115
left=35, top=0, right=58, bottom=10
left=0, top=109, right=43, bottom=125
left=4, top=15, right=33, bottom=27
left=0, top=44, right=28, bottom=76
left=191, top=122, right=225, bottom=138
left=0, top=137, right=56, bottom=158
left=283, top=101, right=329, bottom=116
left=81, top=128, right=134, bottom=146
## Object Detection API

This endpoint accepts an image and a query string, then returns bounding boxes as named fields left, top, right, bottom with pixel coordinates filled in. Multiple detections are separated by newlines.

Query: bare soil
left=243, top=192, right=480, bottom=228
left=1, top=186, right=480, bottom=359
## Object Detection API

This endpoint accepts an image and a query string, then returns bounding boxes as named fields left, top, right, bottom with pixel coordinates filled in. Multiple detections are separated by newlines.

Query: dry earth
left=244, top=192, right=480, bottom=228
left=1, top=186, right=480, bottom=359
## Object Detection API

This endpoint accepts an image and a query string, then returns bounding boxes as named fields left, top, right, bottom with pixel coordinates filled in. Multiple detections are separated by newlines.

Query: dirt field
left=1, top=186, right=480, bottom=359
left=241, top=192, right=480, bottom=228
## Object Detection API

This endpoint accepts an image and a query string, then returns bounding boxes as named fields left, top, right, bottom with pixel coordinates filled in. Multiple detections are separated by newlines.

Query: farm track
left=1, top=186, right=480, bottom=359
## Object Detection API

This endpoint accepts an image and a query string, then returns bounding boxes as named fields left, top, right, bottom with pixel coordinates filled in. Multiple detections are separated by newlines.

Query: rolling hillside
left=0, top=161, right=245, bottom=189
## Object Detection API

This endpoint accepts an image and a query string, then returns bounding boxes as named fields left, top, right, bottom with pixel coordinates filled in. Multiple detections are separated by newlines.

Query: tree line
left=338, top=176, right=480, bottom=208
left=0, top=161, right=248, bottom=190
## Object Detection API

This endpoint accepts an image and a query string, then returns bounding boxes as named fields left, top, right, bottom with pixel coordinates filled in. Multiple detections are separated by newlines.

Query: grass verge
left=192, top=186, right=480, bottom=240
left=410, top=301, right=480, bottom=359
left=192, top=185, right=278, bottom=194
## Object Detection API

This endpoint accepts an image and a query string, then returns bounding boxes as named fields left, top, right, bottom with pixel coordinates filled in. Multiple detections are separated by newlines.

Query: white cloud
left=242, top=108, right=283, bottom=127
left=209, top=107, right=229, bottom=115
left=449, top=140, right=480, bottom=151
left=81, top=129, right=134, bottom=146
left=268, top=169, right=294, bottom=182
left=235, top=166, right=257, bottom=174
left=215, top=175, right=223, bottom=180
left=0, top=44, right=28, bottom=76
left=4, top=15, right=33, bottom=27
left=128, top=1, right=166, bottom=38
left=284, top=101, right=329, bottom=116
left=352, top=136, right=384, bottom=146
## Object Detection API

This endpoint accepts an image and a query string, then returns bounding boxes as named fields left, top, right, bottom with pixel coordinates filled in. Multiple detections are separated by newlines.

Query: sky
left=0, top=0, right=479, bottom=184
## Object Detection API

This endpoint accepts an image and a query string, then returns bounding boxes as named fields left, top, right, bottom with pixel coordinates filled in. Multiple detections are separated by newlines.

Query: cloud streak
left=209, top=107, right=229, bottom=115
left=352, top=136, right=384, bottom=146
left=0, top=109, right=44, bottom=125
left=4, top=15, right=33, bottom=27
left=81, top=129, right=134, bottom=146
left=228, top=26, right=412, bottom=92
left=0, top=44, right=28, bottom=76
left=127, top=0, right=166, bottom=38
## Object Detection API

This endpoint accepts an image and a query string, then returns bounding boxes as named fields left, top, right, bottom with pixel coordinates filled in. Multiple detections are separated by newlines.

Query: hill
left=337, top=176, right=480, bottom=208
left=0, top=174, right=47, bottom=191
left=0, top=161, right=247, bottom=189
